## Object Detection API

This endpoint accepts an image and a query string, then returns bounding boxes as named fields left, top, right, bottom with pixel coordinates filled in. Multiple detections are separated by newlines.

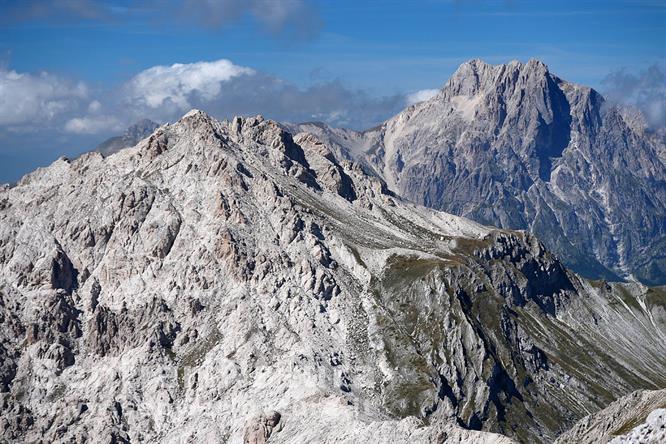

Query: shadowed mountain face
left=0, top=111, right=664, bottom=443
left=301, top=59, right=666, bottom=285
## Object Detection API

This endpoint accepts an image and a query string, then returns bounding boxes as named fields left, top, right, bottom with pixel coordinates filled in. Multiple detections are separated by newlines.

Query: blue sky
left=0, top=0, right=664, bottom=182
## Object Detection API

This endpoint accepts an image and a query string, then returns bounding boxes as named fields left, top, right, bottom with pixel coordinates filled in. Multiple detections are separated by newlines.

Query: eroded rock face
left=86, top=299, right=180, bottom=357
left=610, top=408, right=666, bottom=444
left=556, top=389, right=666, bottom=444
left=301, top=59, right=666, bottom=285
left=243, top=411, right=282, bottom=444
left=0, top=110, right=664, bottom=443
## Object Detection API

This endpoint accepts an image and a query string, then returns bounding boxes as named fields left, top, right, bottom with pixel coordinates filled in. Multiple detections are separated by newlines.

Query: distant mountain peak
left=303, top=58, right=666, bottom=285
left=443, top=58, right=557, bottom=99
left=124, top=118, right=159, bottom=137
left=95, top=118, right=160, bottom=156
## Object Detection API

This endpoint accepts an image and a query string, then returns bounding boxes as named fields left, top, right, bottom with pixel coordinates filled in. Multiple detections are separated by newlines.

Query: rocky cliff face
left=0, top=111, right=664, bottom=443
left=304, top=59, right=666, bottom=285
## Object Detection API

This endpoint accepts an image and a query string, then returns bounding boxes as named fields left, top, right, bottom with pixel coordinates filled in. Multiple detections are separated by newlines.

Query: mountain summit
left=305, top=59, right=666, bottom=284
left=1, top=109, right=664, bottom=443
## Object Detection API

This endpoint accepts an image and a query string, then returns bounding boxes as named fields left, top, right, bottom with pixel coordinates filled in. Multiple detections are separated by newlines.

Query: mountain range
left=0, top=60, right=665, bottom=443
left=295, top=59, right=666, bottom=286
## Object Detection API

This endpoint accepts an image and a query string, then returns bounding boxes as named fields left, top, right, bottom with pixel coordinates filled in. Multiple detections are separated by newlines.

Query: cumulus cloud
left=0, top=58, right=408, bottom=140
left=406, top=88, right=440, bottom=105
left=57, top=59, right=405, bottom=131
left=64, top=115, right=123, bottom=134
left=123, top=59, right=255, bottom=110
left=0, top=69, right=88, bottom=127
left=601, top=64, right=666, bottom=129
left=87, top=100, right=102, bottom=112
left=115, top=61, right=404, bottom=129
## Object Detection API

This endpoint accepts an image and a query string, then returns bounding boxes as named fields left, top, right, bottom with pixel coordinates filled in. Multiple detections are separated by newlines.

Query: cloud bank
left=0, top=68, right=88, bottom=127
left=55, top=58, right=407, bottom=133
left=64, top=115, right=123, bottom=135
left=1, top=0, right=323, bottom=41
left=0, top=57, right=411, bottom=156
left=602, top=64, right=666, bottom=129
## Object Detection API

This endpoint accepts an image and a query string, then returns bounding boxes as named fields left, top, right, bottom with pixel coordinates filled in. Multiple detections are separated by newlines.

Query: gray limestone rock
left=301, top=59, right=666, bottom=285
left=556, top=389, right=666, bottom=443
left=0, top=109, right=663, bottom=443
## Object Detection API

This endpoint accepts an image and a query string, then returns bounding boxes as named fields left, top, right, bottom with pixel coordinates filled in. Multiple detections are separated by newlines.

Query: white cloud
left=1, top=58, right=407, bottom=138
left=124, top=59, right=254, bottom=109
left=0, top=69, right=87, bottom=126
left=406, top=88, right=439, bottom=105
left=88, top=100, right=102, bottom=112
left=64, top=115, right=122, bottom=134
left=74, top=60, right=406, bottom=131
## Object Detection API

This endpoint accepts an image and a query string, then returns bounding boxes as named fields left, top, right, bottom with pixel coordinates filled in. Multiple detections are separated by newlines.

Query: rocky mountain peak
left=443, top=58, right=555, bottom=99
left=323, top=59, right=666, bottom=285
left=1, top=108, right=665, bottom=443
left=124, top=118, right=159, bottom=139
left=380, top=59, right=583, bottom=185
left=94, top=118, right=160, bottom=157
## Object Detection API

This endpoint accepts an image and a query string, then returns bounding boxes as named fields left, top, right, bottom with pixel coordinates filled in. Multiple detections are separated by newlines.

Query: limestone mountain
left=0, top=110, right=664, bottom=443
left=299, top=59, right=666, bottom=285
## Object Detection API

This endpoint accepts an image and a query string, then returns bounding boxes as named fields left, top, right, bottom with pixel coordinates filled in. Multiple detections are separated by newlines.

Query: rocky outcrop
left=610, top=408, right=666, bottom=443
left=243, top=410, right=282, bottom=444
left=86, top=298, right=180, bottom=357
left=556, top=389, right=666, bottom=443
left=0, top=110, right=664, bottom=443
